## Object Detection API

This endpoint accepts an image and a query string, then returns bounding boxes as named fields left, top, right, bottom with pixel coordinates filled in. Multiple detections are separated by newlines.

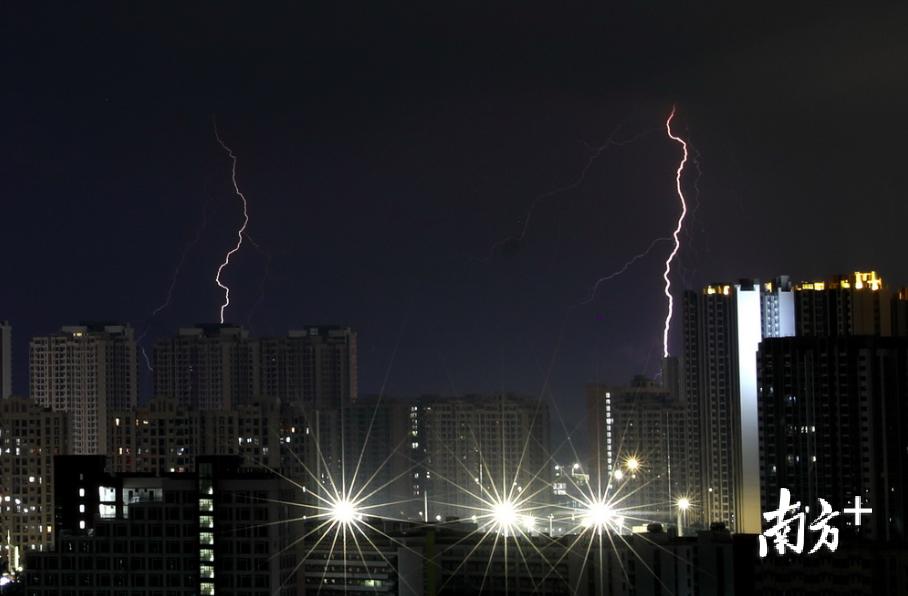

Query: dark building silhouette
left=25, top=455, right=298, bottom=595
left=794, top=271, right=891, bottom=337
left=295, top=519, right=740, bottom=595
left=258, top=326, right=358, bottom=407
left=152, top=325, right=260, bottom=410
left=757, top=335, right=908, bottom=543
left=153, top=325, right=358, bottom=410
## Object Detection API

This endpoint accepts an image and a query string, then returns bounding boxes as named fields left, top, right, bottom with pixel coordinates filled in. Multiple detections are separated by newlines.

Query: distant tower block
left=661, top=356, right=681, bottom=400
left=0, top=321, right=10, bottom=399
left=30, top=323, right=138, bottom=455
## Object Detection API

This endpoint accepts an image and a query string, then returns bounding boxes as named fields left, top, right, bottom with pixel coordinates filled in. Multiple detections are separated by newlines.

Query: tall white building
left=682, top=278, right=794, bottom=533
left=29, top=323, right=137, bottom=455
left=0, top=321, right=11, bottom=399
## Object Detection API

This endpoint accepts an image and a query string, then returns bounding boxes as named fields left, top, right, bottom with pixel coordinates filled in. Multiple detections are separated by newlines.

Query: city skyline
left=4, top=268, right=907, bottom=590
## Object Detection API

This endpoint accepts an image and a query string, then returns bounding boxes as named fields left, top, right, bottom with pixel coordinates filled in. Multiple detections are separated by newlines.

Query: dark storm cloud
left=3, top=1, right=908, bottom=429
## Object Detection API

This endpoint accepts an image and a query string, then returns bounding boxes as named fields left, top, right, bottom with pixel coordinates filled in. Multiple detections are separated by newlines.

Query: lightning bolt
left=136, top=191, right=214, bottom=371
left=485, top=124, right=656, bottom=261
left=574, top=236, right=671, bottom=308
left=212, top=118, right=250, bottom=324
left=661, top=106, right=689, bottom=358
left=676, top=144, right=705, bottom=291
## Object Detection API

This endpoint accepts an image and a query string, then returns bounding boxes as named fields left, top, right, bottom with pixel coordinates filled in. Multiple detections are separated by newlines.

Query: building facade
left=414, top=394, right=551, bottom=521
left=795, top=271, right=890, bottom=337
left=587, top=376, right=687, bottom=526
left=107, top=396, right=313, bottom=498
left=0, top=397, right=67, bottom=574
left=310, top=396, right=412, bottom=519
left=682, top=278, right=795, bottom=533
left=757, top=335, right=908, bottom=543
left=152, top=325, right=260, bottom=410
left=0, top=321, right=11, bottom=400
left=23, top=455, right=298, bottom=596
left=297, top=519, right=739, bottom=596
left=259, top=326, right=358, bottom=407
left=29, top=323, right=137, bottom=455
left=153, top=325, right=358, bottom=409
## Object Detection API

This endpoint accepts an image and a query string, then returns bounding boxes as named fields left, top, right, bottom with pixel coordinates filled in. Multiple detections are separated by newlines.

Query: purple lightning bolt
left=485, top=124, right=657, bottom=261
left=212, top=119, right=250, bottom=324
left=662, top=106, right=689, bottom=358
left=574, top=236, right=671, bottom=307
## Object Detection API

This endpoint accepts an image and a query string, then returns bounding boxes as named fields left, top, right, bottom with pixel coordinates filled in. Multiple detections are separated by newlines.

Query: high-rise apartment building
left=152, top=325, right=358, bottom=409
left=0, top=397, right=67, bottom=574
left=682, top=278, right=795, bottom=533
left=795, top=271, right=891, bottom=337
left=29, top=323, right=137, bottom=455
left=24, top=455, right=298, bottom=595
left=107, top=396, right=313, bottom=497
left=259, top=326, right=358, bottom=407
left=758, top=335, right=908, bottom=543
left=310, top=396, right=412, bottom=519
left=587, top=376, right=686, bottom=524
left=414, top=394, right=550, bottom=520
left=152, top=324, right=260, bottom=409
left=0, top=321, right=11, bottom=399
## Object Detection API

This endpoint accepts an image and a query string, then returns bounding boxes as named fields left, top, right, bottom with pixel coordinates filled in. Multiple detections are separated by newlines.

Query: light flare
left=212, top=119, right=250, bottom=324
left=329, top=497, right=362, bottom=527
left=624, top=455, right=641, bottom=473
left=661, top=105, right=689, bottom=357
left=580, top=499, right=618, bottom=531
left=491, top=499, right=520, bottom=534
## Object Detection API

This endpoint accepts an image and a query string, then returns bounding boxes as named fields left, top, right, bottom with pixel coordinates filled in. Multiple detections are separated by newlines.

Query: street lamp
left=676, top=497, right=691, bottom=536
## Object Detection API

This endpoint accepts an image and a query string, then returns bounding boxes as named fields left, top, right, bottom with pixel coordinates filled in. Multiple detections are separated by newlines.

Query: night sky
left=4, top=3, right=908, bottom=428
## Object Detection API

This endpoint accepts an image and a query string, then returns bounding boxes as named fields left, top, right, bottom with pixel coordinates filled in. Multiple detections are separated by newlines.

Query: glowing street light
left=676, top=496, right=691, bottom=536
left=625, top=456, right=640, bottom=473
left=329, top=498, right=361, bottom=527
left=491, top=499, right=519, bottom=536
left=581, top=500, right=615, bottom=532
